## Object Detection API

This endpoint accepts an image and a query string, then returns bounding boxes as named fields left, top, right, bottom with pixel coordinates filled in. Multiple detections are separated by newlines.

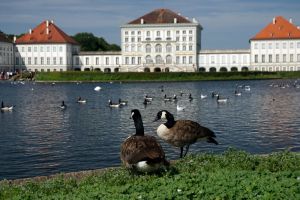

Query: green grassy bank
left=1, top=150, right=299, bottom=199
left=34, top=71, right=300, bottom=82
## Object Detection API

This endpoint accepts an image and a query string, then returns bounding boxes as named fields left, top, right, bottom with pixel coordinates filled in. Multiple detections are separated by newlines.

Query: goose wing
left=173, top=120, right=216, bottom=144
left=121, top=135, right=165, bottom=165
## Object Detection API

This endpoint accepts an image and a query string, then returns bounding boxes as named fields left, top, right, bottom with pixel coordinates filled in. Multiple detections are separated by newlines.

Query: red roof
left=128, top=8, right=192, bottom=24
left=16, top=20, right=79, bottom=45
left=251, top=16, right=300, bottom=40
left=0, top=32, right=12, bottom=43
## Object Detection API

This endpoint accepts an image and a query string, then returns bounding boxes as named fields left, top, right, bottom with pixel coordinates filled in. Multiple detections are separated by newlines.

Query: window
left=16, top=57, right=19, bottom=65
left=283, top=54, right=286, bottom=62
left=21, top=47, right=24, bottom=52
left=85, top=57, right=89, bottom=65
left=176, top=37, right=180, bottom=41
left=34, top=46, right=37, bottom=52
left=131, top=37, right=135, bottom=42
left=106, top=57, right=109, bottom=65
left=59, top=46, right=63, bottom=52
left=189, top=45, right=193, bottom=51
left=53, top=46, right=56, bottom=52
left=125, top=45, right=129, bottom=52
left=276, top=43, right=279, bottom=49
left=166, top=44, right=172, bottom=52
left=138, top=37, right=141, bottom=42
left=47, top=57, right=50, bottom=65
left=182, top=56, right=186, bottom=64
left=34, top=57, right=37, bottom=65
left=189, top=37, right=192, bottom=41
left=41, top=57, right=44, bottom=65
left=262, top=55, right=265, bottom=63
left=155, top=55, right=162, bottom=64
left=60, top=57, right=63, bottom=65
left=290, top=43, right=294, bottom=49
left=146, top=44, right=151, bottom=53
left=125, top=31, right=128, bottom=35
left=145, top=55, right=151, bottom=64
left=176, top=31, right=179, bottom=35
left=176, top=45, right=179, bottom=51
left=156, top=31, right=160, bottom=37
left=183, top=37, right=186, bottom=41
left=47, top=46, right=50, bottom=52
left=116, top=57, right=119, bottom=65
left=166, top=55, right=172, bottom=64
left=131, top=44, right=135, bottom=52
left=167, top=31, right=171, bottom=36
left=269, top=55, right=272, bottom=63
left=183, top=45, right=186, bottom=51
left=290, top=54, right=294, bottom=62
left=297, top=54, right=300, bottom=62
left=125, top=37, right=128, bottom=42
left=183, top=30, right=186, bottom=34
left=269, top=43, right=272, bottom=49
left=189, top=56, right=192, bottom=64
left=176, top=56, right=180, bottom=64
left=254, top=43, right=258, bottom=49
left=138, top=57, right=141, bottom=64
left=96, top=57, right=99, bottom=65
left=131, top=31, right=134, bottom=35
left=40, top=46, right=43, bottom=52
left=189, top=30, right=193, bottom=34
left=138, top=31, right=141, bottom=35
left=28, top=57, right=31, bottom=65
left=276, top=54, right=279, bottom=62
left=125, top=57, right=129, bottom=65
left=155, top=44, right=162, bottom=53
left=28, top=47, right=31, bottom=52
left=21, top=58, right=25, bottom=65
left=146, top=31, right=150, bottom=37
left=255, top=55, right=258, bottom=63
left=131, top=57, right=135, bottom=65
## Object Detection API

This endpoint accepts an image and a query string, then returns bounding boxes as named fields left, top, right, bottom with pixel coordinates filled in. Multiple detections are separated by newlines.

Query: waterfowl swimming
left=144, top=95, right=153, bottom=101
left=217, top=96, right=228, bottom=103
left=108, top=99, right=120, bottom=108
left=172, top=94, right=177, bottom=101
left=120, top=109, right=169, bottom=172
left=200, top=94, right=207, bottom=99
left=154, top=110, right=218, bottom=158
left=94, top=86, right=101, bottom=91
left=188, top=93, right=193, bottom=101
left=176, top=105, right=185, bottom=111
left=1, top=101, right=14, bottom=111
left=244, top=86, right=251, bottom=91
left=77, top=97, right=87, bottom=104
left=234, top=90, right=242, bottom=96
left=164, top=94, right=172, bottom=101
left=60, top=101, right=67, bottom=110
left=119, top=98, right=128, bottom=106
left=211, top=92, right=219, bottom=98
left=143, top=98, right=151, bottom=105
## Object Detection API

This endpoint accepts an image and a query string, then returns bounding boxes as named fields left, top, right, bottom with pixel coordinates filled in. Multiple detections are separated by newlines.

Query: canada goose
left=154, top=110, right=218, bottom=158
left=1, top=101, right=14, bottom=111
left=143, top=98, right=151, bottom=105
left=172, top=94, right=177, bottom=101
left=217, top=96, right=228, bottom=103
left=188, top=93, right=193, bottom=101
left=119, top=98, right=128, bottom=106
left=144, top=95, right=153, bottom=101
left=120, top=109, right=169, bottom=172
left=60, top=101, right=67, bottom=110
left=108, top=99, right=120, bottom=108
left=77, top=97, right=87, bottom=104
left=211, top=92, right=219, bottom=98
left=164, top=94, right=172, bottom=101
left=234, top=90, right=242, bottom=96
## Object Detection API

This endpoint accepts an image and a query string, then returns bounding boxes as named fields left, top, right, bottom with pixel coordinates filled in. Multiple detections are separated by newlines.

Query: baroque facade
left=1, top=8, right=300, bottom=72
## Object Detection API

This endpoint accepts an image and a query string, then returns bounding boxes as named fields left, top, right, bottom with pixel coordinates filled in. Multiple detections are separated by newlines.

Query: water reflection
left=0, top=79, right=300, bottom=180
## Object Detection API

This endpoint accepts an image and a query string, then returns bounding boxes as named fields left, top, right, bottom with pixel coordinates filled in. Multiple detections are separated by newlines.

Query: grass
left=1, top=149, right=299, bottom=199
left=33, top=71, right=300, bottom=82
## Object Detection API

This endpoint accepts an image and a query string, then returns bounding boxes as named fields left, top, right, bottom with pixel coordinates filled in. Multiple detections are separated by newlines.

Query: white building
left=14, top=20, right=80, bottom=72
left=0, top=33, right=14, bottom=72
left=250, top=16, right=300, bottom=71
left=198, top=49, right=250, bottom=72
left=1, top=9, right=300, bottom=73
left=120, top=8, right=202, bottom=72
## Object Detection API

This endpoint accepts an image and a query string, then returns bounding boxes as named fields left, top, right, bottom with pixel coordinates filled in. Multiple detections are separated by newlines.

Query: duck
left=217, top=96, right=228, bottom=103
left=77, top=97, right=87, bottom=104
left=244, top=86, right=251, bottom=91
left=1, top=101, right=14, bottom=111
left=60, top=101, right=67, bottom=110
left=119, top=98, right=128, bottom=106
left=120, top=109, right=169, bottom=172
left=164, top=94, right=172, bottom=101
left=154, top=110, right=218, bottom=158
left=94, top=86, right=101, bottom=91
left=108, top=99, right=120, bottom=108
left=211, top=92, right=219, bottom=98
left=172, top=94, right=178, bottom=101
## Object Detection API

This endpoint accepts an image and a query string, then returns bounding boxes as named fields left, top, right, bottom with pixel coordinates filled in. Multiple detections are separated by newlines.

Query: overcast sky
left=1, top=0, right=300, bottom=49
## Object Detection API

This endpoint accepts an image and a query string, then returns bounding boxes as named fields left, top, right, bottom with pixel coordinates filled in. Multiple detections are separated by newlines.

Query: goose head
left=154, top=110, right=174, bottom=122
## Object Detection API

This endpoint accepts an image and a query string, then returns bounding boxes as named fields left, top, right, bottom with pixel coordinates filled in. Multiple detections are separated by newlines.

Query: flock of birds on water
left=2, top=79, right=300, bottom=173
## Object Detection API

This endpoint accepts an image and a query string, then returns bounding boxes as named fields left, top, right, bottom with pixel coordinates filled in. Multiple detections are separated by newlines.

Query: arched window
left=145, top=55, right=152, bottom=64
left=231, top=67, right=238, bottom=72
left=209, top=67, right=216, bottom=72
left=166, top=55, right=172, bottom=64
left=104, top=68, right=111, bottom=73
left=220, top=67, right=228, bottom=72
left=199, top=67, right=206, bottom=72
left=242, top=67, right=249, bottom=72
left=145, top=44, right=151, bottom=53
left=166, top=44, right=172, bottom=52
left=144, top=68, right=150, bottom=72
left=155, top=44, right=162, bottom=53
left=165, top=67, right=170, bottom=72
left=156, top=55, right=163, bottom=64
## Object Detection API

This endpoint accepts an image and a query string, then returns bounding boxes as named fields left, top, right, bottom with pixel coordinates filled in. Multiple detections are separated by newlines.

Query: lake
left=0, top=79, right=300, bottom=180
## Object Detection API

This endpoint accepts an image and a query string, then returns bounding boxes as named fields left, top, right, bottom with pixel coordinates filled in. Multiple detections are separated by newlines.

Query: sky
left=1, top=0, right=300, bottom=49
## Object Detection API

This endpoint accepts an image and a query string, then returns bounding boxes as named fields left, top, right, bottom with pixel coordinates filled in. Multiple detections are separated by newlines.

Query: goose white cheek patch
left=131, top=112, right=135, bottom=118
left=161, top=111, right=166, bottom=119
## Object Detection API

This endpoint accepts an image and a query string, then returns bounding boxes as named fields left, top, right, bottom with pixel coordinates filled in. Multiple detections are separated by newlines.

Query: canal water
left=0, top=79, right=300, bottom=180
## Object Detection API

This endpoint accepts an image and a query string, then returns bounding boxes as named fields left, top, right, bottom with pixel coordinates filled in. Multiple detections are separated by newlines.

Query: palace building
left=1, top=8, right=300, bottom=72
